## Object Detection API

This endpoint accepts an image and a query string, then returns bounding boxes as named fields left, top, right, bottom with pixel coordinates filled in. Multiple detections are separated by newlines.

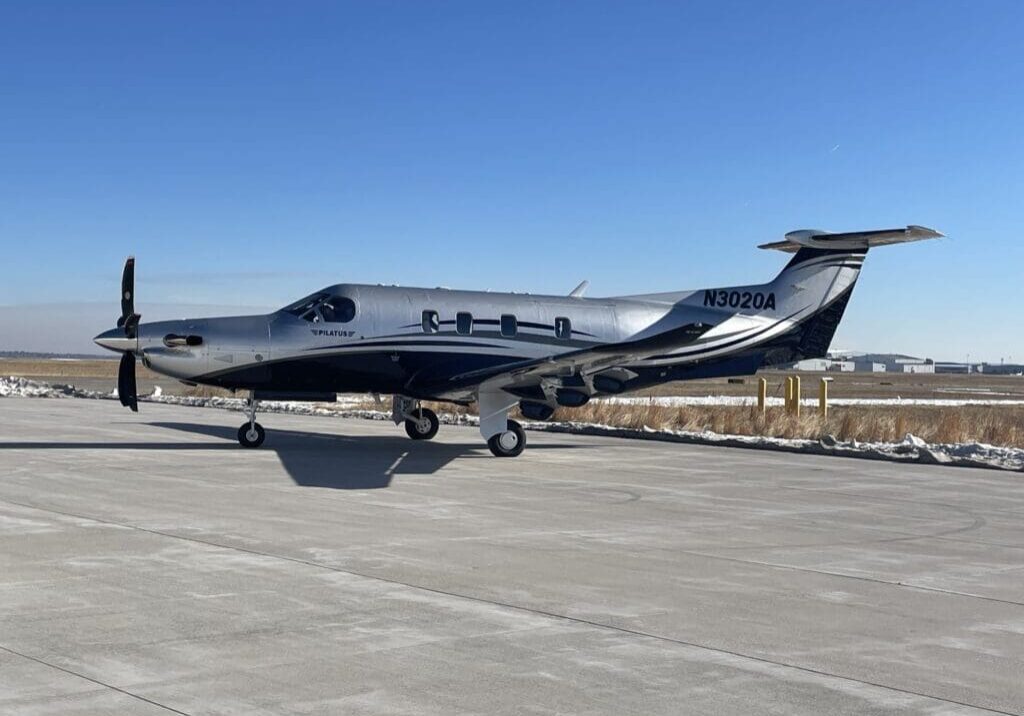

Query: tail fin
left=759, top=225, right=941, bottom=363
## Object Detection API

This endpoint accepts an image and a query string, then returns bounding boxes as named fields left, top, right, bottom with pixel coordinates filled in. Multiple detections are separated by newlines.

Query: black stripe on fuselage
left=784, top=248, right=867, bottom=270
left=642, top=306, right=806, bottom=362
left=398, top=319, right=596, bottom=338
left=303, top=338, right=507, bottom=352
left=305, top=331, right=598, bottom=352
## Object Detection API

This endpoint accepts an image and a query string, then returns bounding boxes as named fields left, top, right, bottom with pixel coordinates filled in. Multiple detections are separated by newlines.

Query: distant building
left=827, top=361, right=855, bottom=372
left=935, top=362, right=973, bottom=374
left=791, top=359, right=830, bottom=371
left=852, top=361, right=886, bottom=372
left=787, top=353, right=935, bottom=373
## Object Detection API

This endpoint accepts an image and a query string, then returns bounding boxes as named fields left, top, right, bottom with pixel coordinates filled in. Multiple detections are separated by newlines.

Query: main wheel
left=487, top=419, right=526, bottom=457
left=237, top=422, right=266, bottom=448
left=404, top=408, right=439, bottom=441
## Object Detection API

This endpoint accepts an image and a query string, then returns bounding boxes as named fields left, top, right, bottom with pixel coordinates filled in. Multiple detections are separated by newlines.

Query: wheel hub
left=498, top=430, right=519, bottom=451
left=246, top=429, right=259, bottom=441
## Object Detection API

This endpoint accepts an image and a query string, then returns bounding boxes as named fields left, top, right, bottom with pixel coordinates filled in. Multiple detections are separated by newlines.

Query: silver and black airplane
left=94, top=225, right=940, bottom=457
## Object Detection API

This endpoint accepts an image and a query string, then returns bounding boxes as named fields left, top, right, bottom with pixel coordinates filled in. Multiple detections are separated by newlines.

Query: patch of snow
left=902, top=433, right=927, bottom=449
left=604, top=396, right=1024, bottom=407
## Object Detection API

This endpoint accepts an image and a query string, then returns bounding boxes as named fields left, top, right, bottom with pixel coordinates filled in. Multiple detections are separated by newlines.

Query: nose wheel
left=487, top=419, right=526, bottom=457
left=237, top=393, right=266, bottom=448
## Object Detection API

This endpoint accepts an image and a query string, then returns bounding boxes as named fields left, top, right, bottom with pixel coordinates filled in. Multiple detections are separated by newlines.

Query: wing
left=421, top=321, right=714, bottom=400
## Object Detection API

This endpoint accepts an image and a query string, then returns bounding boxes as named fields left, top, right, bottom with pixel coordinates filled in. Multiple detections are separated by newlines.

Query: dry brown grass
left=377, top=400, right=1023, bottom=449
left=544, top=402, right=1024, bottom=448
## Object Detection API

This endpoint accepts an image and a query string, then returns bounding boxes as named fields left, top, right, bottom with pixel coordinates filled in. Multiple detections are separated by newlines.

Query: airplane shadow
left=153, top=421, right=482, bottom=489
left=0, top=421, right=579, bottom=490
left=156, top=421, right=582, bottom=489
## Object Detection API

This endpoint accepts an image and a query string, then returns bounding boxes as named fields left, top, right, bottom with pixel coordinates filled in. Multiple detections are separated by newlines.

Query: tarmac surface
left=1, top=398, right=1022, bottom=715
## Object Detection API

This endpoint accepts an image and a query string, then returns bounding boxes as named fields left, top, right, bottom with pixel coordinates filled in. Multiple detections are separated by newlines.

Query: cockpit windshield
left=281, top=293, right=329, bottom=317
left=280, top=293, right=356, bottom=323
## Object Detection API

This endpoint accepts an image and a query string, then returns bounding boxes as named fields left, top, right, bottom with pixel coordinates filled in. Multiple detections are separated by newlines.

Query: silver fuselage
left=98, top=249, right=861, bottom=403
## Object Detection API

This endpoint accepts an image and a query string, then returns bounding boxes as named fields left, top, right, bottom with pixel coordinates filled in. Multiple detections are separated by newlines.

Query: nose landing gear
left=237, top=393, right=265, bottom=448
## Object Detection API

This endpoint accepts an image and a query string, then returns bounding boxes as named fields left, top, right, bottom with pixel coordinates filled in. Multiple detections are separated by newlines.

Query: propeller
left=118, top=351, right=138, bottom=412
left=117, top=256, right=141, bottom=337
left=117, top=257, right=140, bottom=412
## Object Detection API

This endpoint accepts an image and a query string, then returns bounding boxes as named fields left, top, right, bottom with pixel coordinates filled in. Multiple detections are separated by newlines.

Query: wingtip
left=907, top=225, right=944, bottom=239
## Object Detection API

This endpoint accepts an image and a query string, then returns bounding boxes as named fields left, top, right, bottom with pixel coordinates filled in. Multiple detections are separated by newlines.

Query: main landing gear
left=487, top=419, right=525, bottom=457
left=237, top=393, right=265, bottom=448
left=393, top=396, right=439, bottom=442
left=393, top=393, right=527, bottom=456
left=478, top=386, right=527, bottom=458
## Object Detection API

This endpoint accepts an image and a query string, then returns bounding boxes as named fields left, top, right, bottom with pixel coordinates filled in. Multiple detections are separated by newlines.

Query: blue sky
left=1, top=1, right=1021, bottom=360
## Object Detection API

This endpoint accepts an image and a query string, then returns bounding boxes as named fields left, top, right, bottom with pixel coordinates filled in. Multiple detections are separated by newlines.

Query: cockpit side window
left=320, top=297, right=356, bottom=323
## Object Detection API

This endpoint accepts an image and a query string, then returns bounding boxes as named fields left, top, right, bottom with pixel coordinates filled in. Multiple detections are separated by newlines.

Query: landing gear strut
left=479, top=385, right=527, bottom=457
left=237, top=393, right=265, bottom=448
left=393, top=396, right=439, bottom=441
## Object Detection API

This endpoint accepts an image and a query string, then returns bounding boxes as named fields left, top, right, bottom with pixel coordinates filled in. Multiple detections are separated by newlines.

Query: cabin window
left=422, top=310, right=439, bottom=334
left=456, top=312, right=473, bottom=335
left=500, top=314, right=517, bottom=337
left=320, top=297, right=356, bottom=323
left=554, top=316, right=571, bottom=340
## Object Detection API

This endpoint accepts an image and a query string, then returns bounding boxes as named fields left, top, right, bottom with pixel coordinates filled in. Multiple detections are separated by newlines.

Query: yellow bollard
left=784, top=376, right=794, bottom=415
left=792, top=375, right=801, bottom=417
left=757, top=377, right=767, bottom=414
left=819, top=377, right=829, bottom=417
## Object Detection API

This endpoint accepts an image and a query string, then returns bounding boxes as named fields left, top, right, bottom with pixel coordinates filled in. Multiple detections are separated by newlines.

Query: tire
left=404, top=408, right=439, bottom=441
left=487, top=419, right=526, bottom=457
left=237, top=422, right=266, bottom=448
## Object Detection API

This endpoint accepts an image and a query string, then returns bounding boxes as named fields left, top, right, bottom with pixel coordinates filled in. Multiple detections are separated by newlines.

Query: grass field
left=4, top=358, right=1023, bottom=448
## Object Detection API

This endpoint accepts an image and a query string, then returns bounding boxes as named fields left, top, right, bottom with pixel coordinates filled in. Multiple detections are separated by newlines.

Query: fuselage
left=95, top=246, right=863, bottom=403
left=98, top=281, right=782, bottom=401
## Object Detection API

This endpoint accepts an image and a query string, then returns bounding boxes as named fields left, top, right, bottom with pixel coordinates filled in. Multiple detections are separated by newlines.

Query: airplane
left=93, top=225, right=941, bottom=457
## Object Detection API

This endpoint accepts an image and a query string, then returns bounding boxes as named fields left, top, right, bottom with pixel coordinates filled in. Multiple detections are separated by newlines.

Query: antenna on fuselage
left=569, top=280, right=589, bottom=298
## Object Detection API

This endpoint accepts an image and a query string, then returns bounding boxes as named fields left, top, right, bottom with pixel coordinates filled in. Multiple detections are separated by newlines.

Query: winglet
left=569, top=280, right=589, bottom=298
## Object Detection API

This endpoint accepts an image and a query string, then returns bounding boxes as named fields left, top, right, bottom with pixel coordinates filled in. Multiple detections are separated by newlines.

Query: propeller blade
left=118, top=257, right=135, bottom=327
left=118, top=351, right=138, bottom=412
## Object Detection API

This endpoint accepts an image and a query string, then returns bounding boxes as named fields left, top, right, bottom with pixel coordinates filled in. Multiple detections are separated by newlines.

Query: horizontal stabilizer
left=759, top=225, right=943, bottom=253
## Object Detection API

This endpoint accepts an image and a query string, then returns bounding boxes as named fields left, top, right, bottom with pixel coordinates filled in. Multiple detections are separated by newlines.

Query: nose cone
left=94, top=328, right=137, bottom=353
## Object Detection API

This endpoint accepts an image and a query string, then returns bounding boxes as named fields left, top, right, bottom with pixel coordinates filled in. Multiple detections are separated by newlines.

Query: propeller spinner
left=94, top=256, right=141, bottom=412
